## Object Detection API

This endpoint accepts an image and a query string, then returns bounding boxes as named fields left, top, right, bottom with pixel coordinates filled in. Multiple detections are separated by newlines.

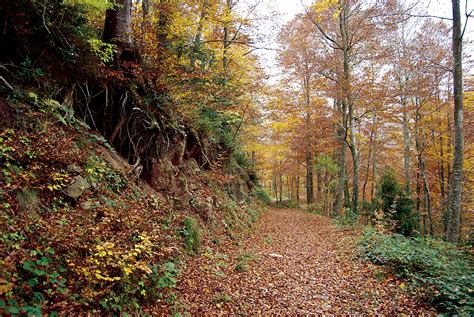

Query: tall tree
left=103, top=0, right=132, bottom=48
left=446, top=0, right=464, bottom=243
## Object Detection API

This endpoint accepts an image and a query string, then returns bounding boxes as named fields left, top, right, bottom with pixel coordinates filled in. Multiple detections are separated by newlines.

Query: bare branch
left=409, top=14, right=452, bottom=21
left=0, top=76, right=14, bottom=91
left=300, top=0, right=342, bottom=50
left=461, top=8, right=473, bottom=39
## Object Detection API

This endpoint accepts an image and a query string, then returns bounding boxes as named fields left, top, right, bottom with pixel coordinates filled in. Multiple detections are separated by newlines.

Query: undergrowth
left=359, top=228, right=474, bottom=314
left=181, top=217, right=202, bottom=255
left=252, top=187, right=271, bottom=205
left=0, top=106, right=181, bottom=314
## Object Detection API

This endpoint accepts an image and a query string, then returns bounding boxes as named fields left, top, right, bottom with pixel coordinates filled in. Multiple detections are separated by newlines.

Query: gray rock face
left=193, top=198, right=213, bottom=222
left=64, top=175, right=91, bottom=199
left=67, top=164, right=82, bottom=174
left=80, top=200, right=95, bottom=210
left=189, top=182, right=202, bottom=191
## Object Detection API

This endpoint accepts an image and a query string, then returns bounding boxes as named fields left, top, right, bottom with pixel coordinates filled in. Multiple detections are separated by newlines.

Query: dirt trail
left=175, top=208, right=435, bottom=314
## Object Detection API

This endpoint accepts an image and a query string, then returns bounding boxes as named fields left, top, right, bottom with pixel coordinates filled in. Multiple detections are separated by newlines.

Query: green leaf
left=6, top=306, right=21, bottom=314
left=28, top=278, right=39, bottom=287
left=33, top=269, right=46, bottom=276
left=23, top=305, right=42, bottom=316
left=23, top=260, right=35, bottom=271
left=37, top=256, right=51, bottom=266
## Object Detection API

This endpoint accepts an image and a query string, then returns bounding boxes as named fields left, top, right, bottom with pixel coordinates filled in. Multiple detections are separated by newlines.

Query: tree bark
left=103, top=0, right=132, bottom=47
left=340, top=3, right=358, bottom=213
left=279, top=161, right=283, bottom=203
left=362, top=131, right=372, bottom=203
left=402, top=97, right=411, bottom=194
left=296, top=173, right=300, bottom=206
left=371, top=119, right=378, bottom=200
left=223, top=0, right=232, bottom=74
left=335, top=100, right=347, bottom=216
left=316, top=164, right=322, bottom=203
left=191, top=0, right=210, bottom=68
left=446, top=0, right=464, bottom=243
left=157, top=0, right=171, bottom=64
left=272, top=170, right=278, bottom=201
left=304, top=72, right=314, bottom=205
left=421, top=158, right=433, bottom=235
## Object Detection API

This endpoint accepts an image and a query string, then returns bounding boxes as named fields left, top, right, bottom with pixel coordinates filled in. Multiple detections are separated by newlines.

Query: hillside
left=0, top=0, right=266, bottom=314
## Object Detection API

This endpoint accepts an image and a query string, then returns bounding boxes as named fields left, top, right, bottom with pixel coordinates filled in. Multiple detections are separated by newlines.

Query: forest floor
left=172, top=208, right=436, bottom=314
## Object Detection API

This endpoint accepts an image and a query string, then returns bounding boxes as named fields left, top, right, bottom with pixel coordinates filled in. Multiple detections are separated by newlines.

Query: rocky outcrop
left=63, top=175, right=91, bottom=200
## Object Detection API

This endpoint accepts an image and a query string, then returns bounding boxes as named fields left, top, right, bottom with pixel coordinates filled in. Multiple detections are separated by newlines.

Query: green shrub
left=375, top=167, right=418, bottom=236
left=212, top=293, right=231, bottom=304
left=334, top=209, right=358, bottom=226
left=0, top=247, right=66, bottom=316
left=181, top=217, right=202, bottom=254
left=252, top=187, right=271, bottom=205
left=84, top=155, right=126, bottom=192
left=197, top=107, right=237, bottom=149
left=306, top=203, right=323, bottom=214
left=359, top=228, right=474, bottom=313
left=235, top=262, right=248, bottom=272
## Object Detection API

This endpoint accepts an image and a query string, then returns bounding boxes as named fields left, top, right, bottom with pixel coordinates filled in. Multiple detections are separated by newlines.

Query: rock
left=173, top=191, right=192, bottom=209
left=194, top=199, right=213, bottom=222
left=185, top=158, right=201, bottom=175
left=212, top=195, right=223, bottom=207
left=67, top=164, right=82, bottom=173
left=189, top=182, right=201, bottom=191
left=64, top=175, right=91, bottom=199
left=80, top=200, right=95, bottom=210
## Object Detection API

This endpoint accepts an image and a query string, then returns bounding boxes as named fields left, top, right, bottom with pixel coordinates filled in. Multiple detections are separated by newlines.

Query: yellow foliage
left=310, top=0, right=341, bottom=21
left=72, top=234, right=155, bottom=296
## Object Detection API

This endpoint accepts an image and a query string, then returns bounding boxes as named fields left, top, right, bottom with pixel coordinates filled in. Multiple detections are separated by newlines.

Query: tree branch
left=408, top=14, right=452, bottom=21
left=461, top=8, right=473, bottom=39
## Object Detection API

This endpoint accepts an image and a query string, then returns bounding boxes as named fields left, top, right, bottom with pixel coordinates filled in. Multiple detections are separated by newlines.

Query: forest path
left=174, top=208, right=435, bottom=314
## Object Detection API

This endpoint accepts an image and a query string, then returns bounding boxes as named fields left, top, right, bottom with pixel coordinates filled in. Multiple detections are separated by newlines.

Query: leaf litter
left=174, top=208, right=436, bottom=314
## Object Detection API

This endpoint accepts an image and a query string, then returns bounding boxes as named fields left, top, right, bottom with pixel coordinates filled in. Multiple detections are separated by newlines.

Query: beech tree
left=446, top=0, right=465, bottom=243
left=103, top=0, right=132, bottom=48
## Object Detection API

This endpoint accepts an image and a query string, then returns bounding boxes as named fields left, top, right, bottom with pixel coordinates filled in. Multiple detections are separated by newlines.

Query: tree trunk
left=273, top=171, right=278, bottom=201
left=414, top=105, right=423, bottom=234
left=371, top=120, right=378, bottom=200
left=335, top=100, right=347, bottom=216
left=306, top=143, right=314, bottom=205
left=191, top=0, right=210, bottom=68
left=362, top=130, right=373, bottom=203
left=317, top=166, right=322, bottom=202
left=103, top=0, right=132, bottom=46
left=349, top=113, right=359, bottom=213
left=279, top=162, right=283, bottom=203
left=304, top=71, right=314, bottom=205
left=296, top=174, right=300, bottom=206
left=340, top=4, right=358, bottom=213
left=324, top=169, right=330, bottom=215
left=223, top=0, right=232, bottom=74
left=421, top=159, right=433, bottom=235
left=157, top=0, right=171, bottom=61
left=402, top=98, right=411, bottom=194
left=437, top=107, right=446, bottom=201
left=446, top=0, right=464, bottom=243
